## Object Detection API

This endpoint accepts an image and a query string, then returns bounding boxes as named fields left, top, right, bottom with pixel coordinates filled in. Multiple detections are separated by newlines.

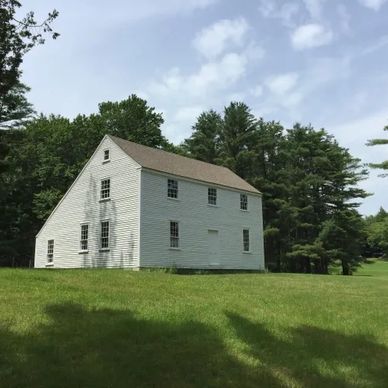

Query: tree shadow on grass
left=1, top=305, right=388, bottom=388
left=227, top=312, right=388, bottom=388
left=0, top=303, right=278, bottom=388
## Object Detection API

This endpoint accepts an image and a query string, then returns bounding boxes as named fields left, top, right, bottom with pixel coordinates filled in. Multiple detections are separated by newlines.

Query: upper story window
left=101, top=220, right=110, bottom=249
left=208, top=188, right=217, bottom=205
left=170, top=221, right=179, bottom=248
left=100, top=178, right=110, bottom=200
left=80, top=224, right=89, bottom=251
left=168, top=179, right=178, bottom=199
left=240, top=194, right=248, bottom=210
left=243, top=229, right=250, bottom=252
left=47, top=239, right=54, bottom=263
left=103, top=149, right=110, bottom=162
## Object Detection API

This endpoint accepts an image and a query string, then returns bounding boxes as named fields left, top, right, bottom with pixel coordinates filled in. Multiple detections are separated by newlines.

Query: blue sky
left=21, top=0, right=388, bottom=214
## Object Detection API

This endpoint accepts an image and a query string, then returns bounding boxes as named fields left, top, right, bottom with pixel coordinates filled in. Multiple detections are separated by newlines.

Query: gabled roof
left=109, top=135, right=260, bottom=194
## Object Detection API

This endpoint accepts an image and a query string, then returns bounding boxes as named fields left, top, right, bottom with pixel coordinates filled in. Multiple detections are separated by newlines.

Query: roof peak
left=107, top=134, right=230, bottom=171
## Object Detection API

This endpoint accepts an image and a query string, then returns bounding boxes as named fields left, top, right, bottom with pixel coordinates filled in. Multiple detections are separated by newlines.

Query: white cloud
left=147, top=51, right=252, bottom=141
left=150, top=52, right=249, bottom=99
left=291, top=23, right=333, bottom=50
left=147, top=16, right=264, bottom=142
left=266, top=73, right=299, bottom=95
left=189, top=52, right=249, bottom=92
left=258, top=1, right=300, bottom=27
left=256, top=56, right=352, bottom=121
left=193, top=18, right=249, bottom=59
left=358, top=0, right=387, bottom=11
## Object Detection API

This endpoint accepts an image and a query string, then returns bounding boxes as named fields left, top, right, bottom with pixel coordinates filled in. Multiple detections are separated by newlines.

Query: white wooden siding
left=34, top=136, right=141, bottom=268
left=139, top=169, right=265, bottom=270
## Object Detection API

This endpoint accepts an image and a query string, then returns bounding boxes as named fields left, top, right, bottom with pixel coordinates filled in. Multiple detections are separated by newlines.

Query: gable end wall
left=34, top=136, right=141, bottom=268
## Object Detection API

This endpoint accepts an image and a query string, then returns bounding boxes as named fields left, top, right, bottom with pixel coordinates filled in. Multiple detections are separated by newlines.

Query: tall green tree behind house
left=250, top=119, right=292, bottom=271
left=219, top=102, right=257, bottom=179
left=182, top=110, right=223, bottom=163
left=367, top=125, right=388, bottom=176
left=97, top=95, right=167, bottom=148
left=283, top=125, right=368, bottom=274
left=184, top=103, right=369, bottom=275
left=319, top=209, right=367, bottom=275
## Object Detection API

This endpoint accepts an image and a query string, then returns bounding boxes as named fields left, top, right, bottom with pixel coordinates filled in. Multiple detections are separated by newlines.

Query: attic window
left=103, top=149, right=110, bottom=162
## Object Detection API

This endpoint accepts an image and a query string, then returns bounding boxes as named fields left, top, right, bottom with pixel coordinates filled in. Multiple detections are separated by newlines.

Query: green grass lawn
left=1, top=262, right=388, bottom=388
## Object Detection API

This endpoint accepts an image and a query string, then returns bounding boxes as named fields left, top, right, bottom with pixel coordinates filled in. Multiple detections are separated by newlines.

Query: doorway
left=207, top=229, right=220, bottom=264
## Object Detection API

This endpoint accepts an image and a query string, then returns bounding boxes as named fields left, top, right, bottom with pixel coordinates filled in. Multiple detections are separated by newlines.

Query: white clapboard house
left=34, top=135, right=265, bottom=270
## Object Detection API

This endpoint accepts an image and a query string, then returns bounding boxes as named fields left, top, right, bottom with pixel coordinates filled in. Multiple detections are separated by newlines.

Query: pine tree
left=367, top=125, right=388, bottom=176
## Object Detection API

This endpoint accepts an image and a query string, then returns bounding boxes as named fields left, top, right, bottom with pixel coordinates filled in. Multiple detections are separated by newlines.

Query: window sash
left=170, top=221, right=179, bottom=248
left=243, top=229, right=250, bottom=252
left=208, top=188, right=217, bottom=205
left=104, top=149, right=110, bottom=160
left=47, top=240, right=54, bottom=262
left=80, top=224, right=88, bottom=251
left=101, top=179, right=110, bottom=199
left=240, top=194, right=248, bottom=210
left=167, top=179, right=178, bottom=198
left=101, top=221, right=110, bottom=249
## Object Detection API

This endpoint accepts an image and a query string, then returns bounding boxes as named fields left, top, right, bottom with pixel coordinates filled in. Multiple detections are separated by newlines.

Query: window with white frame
left=167, top=179, right=178, bottom=199
left=243, top=229, right=250, bottom=252
left=170, top=221, right=179, bottom=248
left=101, top=221, right=110, bottom=249
left=80, top=224, right=89, bottom=251
left=100, top=178, right=110, bottom=200
left=103, top=149, right=110, bottom=162
left=47, top=240, right=54, bottom=263
left=240, top=193, right=248, bottom=210
left=208, top=188, right=217, bottom=205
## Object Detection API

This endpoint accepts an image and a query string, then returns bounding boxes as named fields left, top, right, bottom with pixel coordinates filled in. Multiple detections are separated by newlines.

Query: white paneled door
left=207, top=229, right=220, bottom=265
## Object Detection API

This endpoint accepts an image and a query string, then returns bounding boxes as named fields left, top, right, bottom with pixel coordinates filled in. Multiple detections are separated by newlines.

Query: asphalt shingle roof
left=109, top=135, right=260, bottom=194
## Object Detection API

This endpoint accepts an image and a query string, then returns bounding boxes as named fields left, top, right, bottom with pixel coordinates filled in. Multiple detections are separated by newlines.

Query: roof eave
left=140, top=166, right=262, bottom=195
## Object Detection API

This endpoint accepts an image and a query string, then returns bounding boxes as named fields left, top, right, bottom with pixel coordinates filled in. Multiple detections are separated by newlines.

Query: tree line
left=1, top=96, right=384, bottom=274
left=1, top=0, right=387, bottom=273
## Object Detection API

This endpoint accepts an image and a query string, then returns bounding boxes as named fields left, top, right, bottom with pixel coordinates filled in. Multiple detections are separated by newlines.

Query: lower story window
left=243, top=229, right=250, bottom=252
left=80, top=224, right=89, bottom=251
left=47, top=239, right=54, bottom=263
left=170, top=221, right=179, bottom=248
left=101, top=221, right=110, bottom=249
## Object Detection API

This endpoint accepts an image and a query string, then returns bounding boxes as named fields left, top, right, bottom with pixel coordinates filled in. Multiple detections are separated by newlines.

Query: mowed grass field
left=1, top=261, right=388, bottom=388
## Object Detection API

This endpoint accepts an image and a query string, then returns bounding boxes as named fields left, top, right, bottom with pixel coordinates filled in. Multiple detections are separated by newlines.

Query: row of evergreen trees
left=183, top=103, right=369, bottom=275
left=0, top=97, right=373, bottom=274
